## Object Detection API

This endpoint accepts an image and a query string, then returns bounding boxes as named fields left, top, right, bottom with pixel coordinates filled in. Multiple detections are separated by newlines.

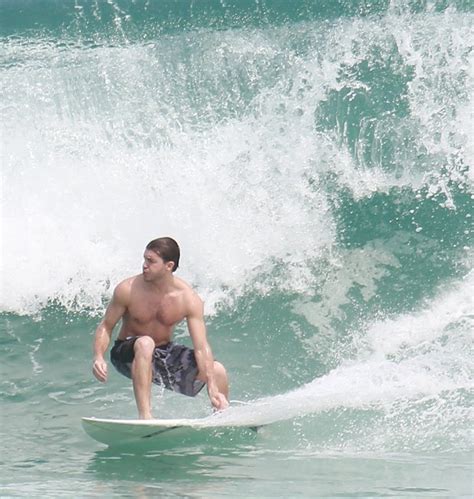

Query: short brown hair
left=146, top=237, right=180, bottom=272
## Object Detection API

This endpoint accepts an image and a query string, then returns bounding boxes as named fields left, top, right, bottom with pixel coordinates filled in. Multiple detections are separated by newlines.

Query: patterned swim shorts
left=110, top=336, right=205, bottom=397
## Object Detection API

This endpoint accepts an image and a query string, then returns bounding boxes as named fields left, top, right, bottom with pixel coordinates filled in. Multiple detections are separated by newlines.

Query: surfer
left=92, top=237, right=229, bottom=418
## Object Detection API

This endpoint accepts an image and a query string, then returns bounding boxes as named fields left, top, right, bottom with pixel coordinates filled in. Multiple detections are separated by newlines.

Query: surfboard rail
left=81, top=416, right=262, bottom=447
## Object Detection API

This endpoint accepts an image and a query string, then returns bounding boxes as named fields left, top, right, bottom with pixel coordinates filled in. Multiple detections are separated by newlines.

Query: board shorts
left=110, top=336, right=206, bottom=397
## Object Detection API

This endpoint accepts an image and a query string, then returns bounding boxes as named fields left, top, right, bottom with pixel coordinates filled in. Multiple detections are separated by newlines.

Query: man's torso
left=116, top=275, right=191, bottom=345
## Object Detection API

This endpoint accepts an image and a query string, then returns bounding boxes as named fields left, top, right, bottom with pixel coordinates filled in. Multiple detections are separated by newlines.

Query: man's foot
left=139, top=413, right=154, bottom=420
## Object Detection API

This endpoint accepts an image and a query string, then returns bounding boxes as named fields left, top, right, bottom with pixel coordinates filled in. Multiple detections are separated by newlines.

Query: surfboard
left=82, top=416, right=263, bottom=447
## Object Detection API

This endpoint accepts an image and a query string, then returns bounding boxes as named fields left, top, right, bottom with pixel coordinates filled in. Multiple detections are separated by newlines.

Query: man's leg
left=196, top=360, right=229, bottom=409
left=131, top=336, right=155, bottom=419
left=213, top=361, right=229, bottom=401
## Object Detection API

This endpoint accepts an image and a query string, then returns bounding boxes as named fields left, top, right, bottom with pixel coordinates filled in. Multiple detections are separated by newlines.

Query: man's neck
left=146, top=273, right=174, bottom=293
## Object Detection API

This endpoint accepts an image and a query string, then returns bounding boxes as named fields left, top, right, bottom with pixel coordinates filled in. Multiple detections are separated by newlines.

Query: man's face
left=142, top=249, right=168, bottom=280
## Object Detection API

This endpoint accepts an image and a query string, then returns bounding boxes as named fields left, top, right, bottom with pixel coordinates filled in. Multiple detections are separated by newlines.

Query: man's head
left=145, top=237, right=180, bottom=272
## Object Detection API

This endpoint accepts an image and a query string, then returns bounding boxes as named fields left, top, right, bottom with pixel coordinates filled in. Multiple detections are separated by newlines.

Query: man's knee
left=213, top=361, right=227, bottom=380
left=133, top=336, right=155, bottom=359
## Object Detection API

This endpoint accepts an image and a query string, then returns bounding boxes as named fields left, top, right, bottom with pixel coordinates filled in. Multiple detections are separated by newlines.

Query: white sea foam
left=1, top=11, right=472, bottom=314
left=214, top=273, right=473, bottom=449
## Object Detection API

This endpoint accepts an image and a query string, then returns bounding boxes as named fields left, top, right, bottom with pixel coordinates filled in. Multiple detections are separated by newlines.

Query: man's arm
left=92, top=282, right=128, bottom=383
left=186, top=294, right=226, bottom=410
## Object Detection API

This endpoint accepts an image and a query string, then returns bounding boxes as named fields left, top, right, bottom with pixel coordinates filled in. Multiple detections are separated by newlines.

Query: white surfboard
left=82, top=416, right=264, bottom=447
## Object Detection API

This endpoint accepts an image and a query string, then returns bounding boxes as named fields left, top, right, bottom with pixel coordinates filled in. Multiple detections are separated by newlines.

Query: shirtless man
left=92, top=237, right=229, bottom=418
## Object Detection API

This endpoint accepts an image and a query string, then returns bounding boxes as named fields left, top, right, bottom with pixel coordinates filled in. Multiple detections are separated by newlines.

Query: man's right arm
left=92, top=282, right=129, bottom=383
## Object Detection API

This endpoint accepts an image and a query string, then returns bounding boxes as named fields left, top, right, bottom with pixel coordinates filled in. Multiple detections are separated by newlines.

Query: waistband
left=114, top=337, right=172, bottom=349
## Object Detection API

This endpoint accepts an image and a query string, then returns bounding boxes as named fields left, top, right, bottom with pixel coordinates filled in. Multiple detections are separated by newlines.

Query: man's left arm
left=186, top=295, right=226, bottom=410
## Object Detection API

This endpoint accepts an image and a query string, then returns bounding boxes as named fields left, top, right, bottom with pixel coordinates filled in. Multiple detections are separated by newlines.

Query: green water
left=1, top=0, right=473, bottom=496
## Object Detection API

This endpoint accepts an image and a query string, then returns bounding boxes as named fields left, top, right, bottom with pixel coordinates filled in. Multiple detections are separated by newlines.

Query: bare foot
left=139, top=413, right=154, bottom=420
left=212, top=393, right=230, bottom=412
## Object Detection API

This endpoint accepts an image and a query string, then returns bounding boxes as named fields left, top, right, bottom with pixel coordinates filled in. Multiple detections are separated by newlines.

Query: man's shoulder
left=113, top=275, right=140, bottom=300
left=174, top=277, right=203, bottom=308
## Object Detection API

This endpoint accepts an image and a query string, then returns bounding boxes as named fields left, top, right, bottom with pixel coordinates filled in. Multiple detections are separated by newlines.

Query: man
left=92, top=237, right=229, bottom=419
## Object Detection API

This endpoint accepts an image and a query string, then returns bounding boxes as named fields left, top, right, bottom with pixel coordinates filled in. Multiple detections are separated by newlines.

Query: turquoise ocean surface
left=1, top=0, right=473, bottom=496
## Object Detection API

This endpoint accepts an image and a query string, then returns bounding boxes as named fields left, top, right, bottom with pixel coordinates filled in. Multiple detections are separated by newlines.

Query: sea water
left=1, top=0, right=473, bottom=497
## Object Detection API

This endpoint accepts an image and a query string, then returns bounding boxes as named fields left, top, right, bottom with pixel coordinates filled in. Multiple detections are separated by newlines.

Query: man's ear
left=165, top=260, right=175, bottom=272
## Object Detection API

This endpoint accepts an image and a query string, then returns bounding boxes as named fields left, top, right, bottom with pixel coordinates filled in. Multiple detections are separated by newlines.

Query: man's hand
left=208, top=385, right=229, bottom=411
left=92, top=357, right=108, bottom=382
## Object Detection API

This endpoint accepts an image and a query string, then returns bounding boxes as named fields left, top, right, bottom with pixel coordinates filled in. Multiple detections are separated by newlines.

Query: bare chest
left=126, top=295, right=185, bottom=328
